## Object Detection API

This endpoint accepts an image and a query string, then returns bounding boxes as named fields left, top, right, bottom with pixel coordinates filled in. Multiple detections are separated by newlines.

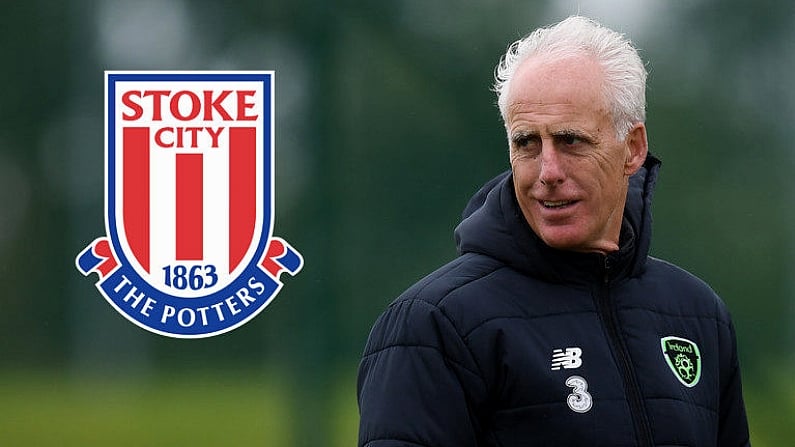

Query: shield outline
left=104, top=71, right=275, bottom=299
left=660, top=335, right=702, bottom=388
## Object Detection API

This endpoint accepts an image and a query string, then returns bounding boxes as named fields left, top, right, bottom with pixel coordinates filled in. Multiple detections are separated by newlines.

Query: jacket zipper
left=597, top=256, right=654, bottom=446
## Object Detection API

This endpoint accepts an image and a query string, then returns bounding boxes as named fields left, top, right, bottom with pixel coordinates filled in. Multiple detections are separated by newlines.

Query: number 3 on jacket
left=565, top=375, right=593, bottom=413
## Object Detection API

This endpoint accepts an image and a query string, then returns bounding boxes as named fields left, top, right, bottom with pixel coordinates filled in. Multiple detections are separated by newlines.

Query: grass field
left=0, top=369, right=790, bottom=446
left=744, top=372, right=795, bottom=447
left=0, top=369, right=358, bottom=446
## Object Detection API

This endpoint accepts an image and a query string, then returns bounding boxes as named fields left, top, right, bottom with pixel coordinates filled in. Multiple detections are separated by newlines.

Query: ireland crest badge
left=660, top=336, right=701, bottom=387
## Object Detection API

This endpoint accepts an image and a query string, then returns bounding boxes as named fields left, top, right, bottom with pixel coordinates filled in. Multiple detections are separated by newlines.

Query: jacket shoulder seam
left=362, top=339, right=484, bottom=384
left=397, top=253, right=504, bottom=308
left=462, top=310, right=595, bottom=339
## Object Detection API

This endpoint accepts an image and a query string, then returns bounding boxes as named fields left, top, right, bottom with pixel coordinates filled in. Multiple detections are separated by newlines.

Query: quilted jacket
left=358, top=155, right=750, bottom=446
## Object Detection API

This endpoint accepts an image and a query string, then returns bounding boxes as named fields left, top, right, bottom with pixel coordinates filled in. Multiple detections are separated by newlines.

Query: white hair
left=494, top=16, right=647, bottom=139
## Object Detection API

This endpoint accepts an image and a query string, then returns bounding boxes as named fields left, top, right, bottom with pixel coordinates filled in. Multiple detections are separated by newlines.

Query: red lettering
left=121, top=90, right=259, bottom=121
left=205, top=127, right=224, bottom=148
left=170, top=91, right=201, bottom=121
left=153, top=127, right=225, bottom=148
left=183, top=127, right=201, bottom=148
left=204, top=90, right=233, bottom=120
left=143, top=91, right=170, bottom=120
left=155, top=127, right=174, bottom=147
left=122, top=91, right=143, bottom=120
left=236, top=91, right=258, bottom=121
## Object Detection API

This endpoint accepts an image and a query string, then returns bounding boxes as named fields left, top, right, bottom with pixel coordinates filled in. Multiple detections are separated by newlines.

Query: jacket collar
left=455, top=154, right=661, bottom=285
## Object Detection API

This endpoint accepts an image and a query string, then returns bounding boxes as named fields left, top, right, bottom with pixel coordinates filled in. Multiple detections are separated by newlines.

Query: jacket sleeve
left=357, top=298, right=487, bottom=447
left=717, top=311, right=751, bottom=447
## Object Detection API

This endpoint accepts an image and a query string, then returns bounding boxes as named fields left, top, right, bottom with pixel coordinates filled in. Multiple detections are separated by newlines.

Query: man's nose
left=538, top=144, right=565, bottom=186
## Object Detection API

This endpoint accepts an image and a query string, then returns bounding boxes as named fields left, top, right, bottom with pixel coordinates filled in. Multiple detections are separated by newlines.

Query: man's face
left=505, top=54, right=647, bottom=253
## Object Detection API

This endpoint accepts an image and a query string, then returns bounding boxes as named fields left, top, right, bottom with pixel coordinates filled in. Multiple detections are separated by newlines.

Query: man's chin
left=538, top=230, right=584, bottom=250
left=539, top=232, right=618, bottom=254
left=535, top=226, right=595, bottom=253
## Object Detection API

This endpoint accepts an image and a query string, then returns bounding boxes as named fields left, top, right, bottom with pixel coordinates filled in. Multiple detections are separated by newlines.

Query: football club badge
left=660, top=336, right=702, bottom=387
left=76, top=71, right=303, bottom=338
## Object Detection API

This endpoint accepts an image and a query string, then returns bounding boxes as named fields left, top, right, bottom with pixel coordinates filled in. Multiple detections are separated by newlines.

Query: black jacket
left=358, top=155, right=750, bottom=446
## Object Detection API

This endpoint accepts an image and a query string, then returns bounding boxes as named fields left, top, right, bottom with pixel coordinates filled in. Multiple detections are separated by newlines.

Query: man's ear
left=624, top=123, right=648, bottom=175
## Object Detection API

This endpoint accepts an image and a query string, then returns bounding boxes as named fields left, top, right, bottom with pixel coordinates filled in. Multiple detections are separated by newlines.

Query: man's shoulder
left=368, top=253, right=513, bottom=337
left=392, top=252, right=506, bottom=310
left=370, top=252, right=553, bottom=343
left=641, top=256, right=731, bottom=320
left=361, top=253, right=507, bottom=359
left=644, top=256, right=714, bottom=291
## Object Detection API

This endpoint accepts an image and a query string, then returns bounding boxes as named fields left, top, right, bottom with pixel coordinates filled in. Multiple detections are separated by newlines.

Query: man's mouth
left=541, top=200, right=577, bottom=209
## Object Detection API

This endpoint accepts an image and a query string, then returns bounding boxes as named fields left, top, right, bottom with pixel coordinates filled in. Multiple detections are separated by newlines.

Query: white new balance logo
left=551, top=347, right=583, bottom=370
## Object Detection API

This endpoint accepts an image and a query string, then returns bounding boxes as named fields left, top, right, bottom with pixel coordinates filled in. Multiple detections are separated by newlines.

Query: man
left=357, top=16, right=750, bottom=447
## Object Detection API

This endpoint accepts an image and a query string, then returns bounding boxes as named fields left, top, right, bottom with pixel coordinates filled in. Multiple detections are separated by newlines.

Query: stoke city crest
left=76, top=71, right=303, bottom=338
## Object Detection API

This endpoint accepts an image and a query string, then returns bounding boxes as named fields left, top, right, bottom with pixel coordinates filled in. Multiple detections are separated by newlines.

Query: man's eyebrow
left=550, top=128, right=585, bottom=138
left=510, top=129, right=540, bottom=140
left=550, top=128, right=598, bottom=143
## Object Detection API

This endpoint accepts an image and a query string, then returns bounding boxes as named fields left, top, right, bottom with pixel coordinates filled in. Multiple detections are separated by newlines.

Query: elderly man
left=358, top=16, right=750, bottom=447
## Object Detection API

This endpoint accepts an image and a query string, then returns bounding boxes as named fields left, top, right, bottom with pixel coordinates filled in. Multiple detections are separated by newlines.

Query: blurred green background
left=1, top=0, right=793, bottom=445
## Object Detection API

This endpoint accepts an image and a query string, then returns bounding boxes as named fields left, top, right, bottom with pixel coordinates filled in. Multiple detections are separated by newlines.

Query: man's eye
left=512, top=133, right=538, bottom=148
left=514, top=136, right=530, bottom=147
left=562, top=134, right=581, bottom=146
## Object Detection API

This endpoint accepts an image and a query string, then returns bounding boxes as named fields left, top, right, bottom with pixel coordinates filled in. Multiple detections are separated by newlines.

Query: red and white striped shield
left=108, top=73, right=271, bottom=297
left=76, top=71, right=303, bottom=338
